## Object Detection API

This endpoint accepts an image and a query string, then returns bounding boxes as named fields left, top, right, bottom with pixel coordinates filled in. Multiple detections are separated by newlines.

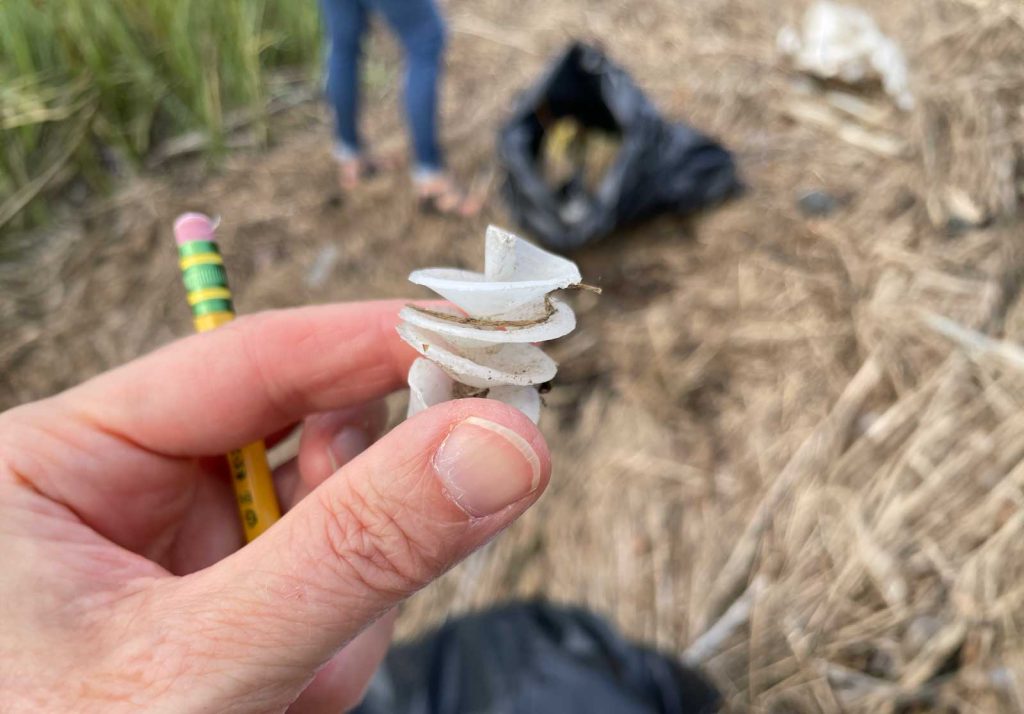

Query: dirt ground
left=4, top=0, right=1024, bottom=710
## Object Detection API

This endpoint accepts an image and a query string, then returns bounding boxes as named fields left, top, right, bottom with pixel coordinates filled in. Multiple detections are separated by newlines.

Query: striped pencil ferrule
left=178, top=242, right=235, bottom=317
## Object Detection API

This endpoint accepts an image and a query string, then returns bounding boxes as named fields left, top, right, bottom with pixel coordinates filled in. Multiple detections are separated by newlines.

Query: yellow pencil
left=174, top=212, right=281, bottom=541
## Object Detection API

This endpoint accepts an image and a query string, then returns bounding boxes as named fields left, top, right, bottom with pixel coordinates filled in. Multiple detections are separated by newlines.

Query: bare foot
left=336, top=154, right=401, bottom=192
left=416, top=175, right=483, bottom=217
left=337, top=160, right=359, bottom=191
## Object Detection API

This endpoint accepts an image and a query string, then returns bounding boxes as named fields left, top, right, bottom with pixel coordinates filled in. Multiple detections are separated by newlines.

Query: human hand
left=0, top=301, right=550, bottom=712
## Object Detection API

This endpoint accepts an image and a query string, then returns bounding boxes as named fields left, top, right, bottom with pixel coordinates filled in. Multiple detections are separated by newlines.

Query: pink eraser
left=174, top=212, right=217, bottom=245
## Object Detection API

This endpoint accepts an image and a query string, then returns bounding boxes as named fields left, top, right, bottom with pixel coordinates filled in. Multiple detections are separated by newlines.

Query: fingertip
left=409, top=398, right=552, bottom=516
left=413, top=396, right=549, bottom=457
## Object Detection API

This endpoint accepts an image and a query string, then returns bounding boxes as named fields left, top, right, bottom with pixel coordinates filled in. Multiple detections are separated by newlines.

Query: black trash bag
left=498, top=42, right=740, bottom=252
left=353, top=601, right=721, bottom=714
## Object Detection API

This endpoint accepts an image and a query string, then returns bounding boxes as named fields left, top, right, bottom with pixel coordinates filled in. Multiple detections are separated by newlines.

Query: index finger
left=66, top=300, right=418, bottom=456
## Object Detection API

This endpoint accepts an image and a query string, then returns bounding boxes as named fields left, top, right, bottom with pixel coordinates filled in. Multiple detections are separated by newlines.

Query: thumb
left=172, top=398, right=548, bottom=706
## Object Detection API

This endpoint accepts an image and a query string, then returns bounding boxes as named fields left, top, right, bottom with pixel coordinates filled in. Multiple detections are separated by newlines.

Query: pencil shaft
left=175, top=216, right=282, bottom=542
left=228, top=441, right=281, bottom=540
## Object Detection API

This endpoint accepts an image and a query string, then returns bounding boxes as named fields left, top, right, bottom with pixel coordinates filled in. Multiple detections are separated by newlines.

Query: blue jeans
left=321, top=0, right=446, bottom=174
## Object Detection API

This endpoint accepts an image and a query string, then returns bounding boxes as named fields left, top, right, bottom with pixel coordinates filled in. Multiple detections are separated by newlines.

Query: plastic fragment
left=778, top=1, right=914, bottom=111
left=399, top=226, right=581, bottom=423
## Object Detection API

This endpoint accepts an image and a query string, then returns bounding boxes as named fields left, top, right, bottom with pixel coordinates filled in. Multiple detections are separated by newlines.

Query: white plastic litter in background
left=398, top=225, right=582, bottom=423
left=777, top=1, right=914, bottom=111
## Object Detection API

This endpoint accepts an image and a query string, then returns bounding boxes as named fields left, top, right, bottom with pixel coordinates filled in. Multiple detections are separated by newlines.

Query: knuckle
left=317, top=481, right=441, bottom=597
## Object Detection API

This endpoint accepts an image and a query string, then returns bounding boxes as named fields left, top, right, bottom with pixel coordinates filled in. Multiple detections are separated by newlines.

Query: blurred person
left=321, top=0, right=481, bottom=216
left=0, top=301, right=548, bottom=711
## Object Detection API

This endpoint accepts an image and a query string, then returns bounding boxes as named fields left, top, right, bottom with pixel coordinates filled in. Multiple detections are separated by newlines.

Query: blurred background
left=3, top=0, right=1024, bottom=710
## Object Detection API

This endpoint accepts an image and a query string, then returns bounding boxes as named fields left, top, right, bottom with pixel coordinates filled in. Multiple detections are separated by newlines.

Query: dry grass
left=2, top=0, right=1024, bottom=711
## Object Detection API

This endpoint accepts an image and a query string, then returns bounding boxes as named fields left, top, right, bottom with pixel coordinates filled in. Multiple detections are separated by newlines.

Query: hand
left=0, top=301, right=550, bottom=713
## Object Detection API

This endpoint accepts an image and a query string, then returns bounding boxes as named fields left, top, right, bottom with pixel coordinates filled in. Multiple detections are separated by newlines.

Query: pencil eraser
left=174, top=212, right=217, bottom=245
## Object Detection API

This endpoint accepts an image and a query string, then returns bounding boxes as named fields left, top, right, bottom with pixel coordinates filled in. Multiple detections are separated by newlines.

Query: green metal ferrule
left=191, top=299, right=235, bottom=316
left=182, top=263, right=229, bottom=292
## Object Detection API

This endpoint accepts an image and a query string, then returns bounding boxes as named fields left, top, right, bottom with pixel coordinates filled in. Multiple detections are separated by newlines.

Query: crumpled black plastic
left=353, top=601, right=721, bottom=714
left=498, top=42, right=740, bottom=252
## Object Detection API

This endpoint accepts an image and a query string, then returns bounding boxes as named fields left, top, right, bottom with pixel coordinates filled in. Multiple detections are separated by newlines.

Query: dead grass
left=2, top=0, right=1023, bottom=710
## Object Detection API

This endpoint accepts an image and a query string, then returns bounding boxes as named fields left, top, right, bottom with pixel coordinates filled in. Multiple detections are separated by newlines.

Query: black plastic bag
left=353, top=601, right=720, bottom=714
left=498, top=42, right=740, bottom=252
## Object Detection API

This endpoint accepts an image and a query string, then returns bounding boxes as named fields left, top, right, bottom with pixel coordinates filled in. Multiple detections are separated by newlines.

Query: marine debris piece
left=778, top=1, right=914, bottom=111
left=398, top=225, right=585, bottom=423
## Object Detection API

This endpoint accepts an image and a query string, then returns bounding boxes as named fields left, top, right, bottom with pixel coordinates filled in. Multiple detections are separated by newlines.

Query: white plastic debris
left=398, top=225, right=583, bottom=423
left=778, top=1, right=913, bottom=111
left=305, top=244, right=341, bottom=289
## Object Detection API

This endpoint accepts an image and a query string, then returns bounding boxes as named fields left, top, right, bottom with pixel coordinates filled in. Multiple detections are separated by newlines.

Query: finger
left=1, top=302, right=418, bottom=553
left=174, top=398, right=549, bottom=708
left=67, top=300, right=418, bottom=456
left=161, top=459, right=244, bottom=574
left=278, top=402, right=393, bottom=713
left=273, top=456, right=303, bottom=511
left=167, top=402, right=389, bottom=575
left=275, top=401, right=388, bottom=510
left=297, top=400, right=389, bottom=494
left=289, top=610, right=398, bottom=714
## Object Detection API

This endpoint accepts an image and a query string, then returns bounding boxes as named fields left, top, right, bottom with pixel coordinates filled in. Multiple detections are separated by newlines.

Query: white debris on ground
left=397, top=225, right=583, bottom=423
left=778, top=1, right=914, bottom=111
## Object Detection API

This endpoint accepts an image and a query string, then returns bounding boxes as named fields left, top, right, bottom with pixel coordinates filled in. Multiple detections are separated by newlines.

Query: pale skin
left=0, top=300, right=550, bottom=712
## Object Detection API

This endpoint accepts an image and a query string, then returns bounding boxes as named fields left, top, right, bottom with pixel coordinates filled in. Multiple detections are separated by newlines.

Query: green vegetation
left=0, top=0, right=322, bottom=232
